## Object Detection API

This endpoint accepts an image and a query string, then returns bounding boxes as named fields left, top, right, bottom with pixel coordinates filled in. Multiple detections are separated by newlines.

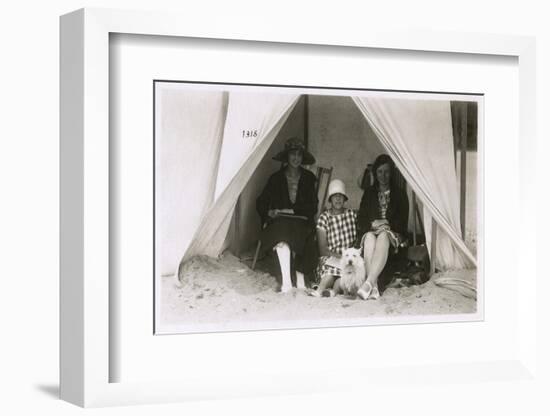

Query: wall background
left=1, top=1, right=548, bottom=415
left=308, top=95, right=385, bottom=210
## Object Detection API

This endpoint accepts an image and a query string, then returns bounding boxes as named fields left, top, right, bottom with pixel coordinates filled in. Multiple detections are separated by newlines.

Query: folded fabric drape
left=352, top=96, right=476, bottom=270
left=182, top=92, right=301, bottom=262
left=156, top=87, right=228, bottom=276
left=167, top=91, right=475, bottom=273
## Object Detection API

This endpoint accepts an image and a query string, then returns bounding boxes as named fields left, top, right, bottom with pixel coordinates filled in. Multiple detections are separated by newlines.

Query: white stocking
left=292, top=251, right=306, bottom=290
left=275, top=242, right=292, bottom=293
left=296, top=271, right=305, bottom=290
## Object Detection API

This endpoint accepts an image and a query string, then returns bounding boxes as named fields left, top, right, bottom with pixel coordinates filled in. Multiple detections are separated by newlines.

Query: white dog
left=339, top=247, right=366, bottom=297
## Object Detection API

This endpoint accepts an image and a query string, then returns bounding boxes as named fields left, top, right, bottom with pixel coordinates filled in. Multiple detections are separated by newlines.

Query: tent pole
left=430, top=217, right=437, bottom=275
left=460, top=102, right=468, bottom=240
left=412, top=193, right=417, bottom=246
left=412, top=190, right=424, bottom=244
left=233, top=195, right=241, bottom=258
left=415, top=201, right=424, bottom=237
left=451, top=101, right=460, bottom=168
left=304, top=95, right=309, bottom=148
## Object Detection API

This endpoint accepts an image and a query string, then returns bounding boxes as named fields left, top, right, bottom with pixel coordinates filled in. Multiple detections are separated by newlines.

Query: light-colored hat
left=327, top=179, right=348, bottom=201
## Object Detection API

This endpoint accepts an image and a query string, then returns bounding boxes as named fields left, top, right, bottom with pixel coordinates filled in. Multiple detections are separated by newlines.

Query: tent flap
left=181, top=92, right=301, bottom=262
left=352, top=96, right=476, bottom=270
left=170, top=92, right=476, bottom=273
left=156, top=87, right=227, bottom=276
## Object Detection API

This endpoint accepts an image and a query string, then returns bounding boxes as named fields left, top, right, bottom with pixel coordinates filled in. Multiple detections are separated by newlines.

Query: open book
left=276, top=213, right=308, bottom=220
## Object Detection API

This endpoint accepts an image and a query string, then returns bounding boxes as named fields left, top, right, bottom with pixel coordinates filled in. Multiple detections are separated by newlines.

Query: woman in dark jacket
left=356, top=154, right=409, bottom=300
left=256, top=137, right=318, bottom=292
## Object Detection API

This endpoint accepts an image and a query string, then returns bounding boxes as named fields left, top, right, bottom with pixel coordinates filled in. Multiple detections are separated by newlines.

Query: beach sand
left=158, top=252, right=477, bottom=334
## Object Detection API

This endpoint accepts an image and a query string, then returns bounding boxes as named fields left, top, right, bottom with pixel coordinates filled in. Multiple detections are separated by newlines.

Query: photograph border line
left=152, top=79, right=482, bottom=335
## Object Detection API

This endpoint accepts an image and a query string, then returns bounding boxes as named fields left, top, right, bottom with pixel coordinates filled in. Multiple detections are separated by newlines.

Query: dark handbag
left=406, top=244, right=430, bottom=274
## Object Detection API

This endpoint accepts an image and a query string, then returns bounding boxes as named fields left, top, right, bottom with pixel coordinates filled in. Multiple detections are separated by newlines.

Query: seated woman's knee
left=363, top=231, right=376, bottom=246
left=365, top=231, right=377, bottom=240
left=377, top=231, right=390, bottom=242
left=376, top=231, right=391, bottom=247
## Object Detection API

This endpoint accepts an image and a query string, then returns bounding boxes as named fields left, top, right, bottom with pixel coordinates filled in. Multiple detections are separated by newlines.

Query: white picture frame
left=60, top=8, right=538, bottom=408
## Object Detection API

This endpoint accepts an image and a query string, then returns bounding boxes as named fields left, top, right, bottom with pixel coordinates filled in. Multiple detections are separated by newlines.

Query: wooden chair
left=315, top=166, right=333, bottom=216
left=251, top=166, right=333, bottom=270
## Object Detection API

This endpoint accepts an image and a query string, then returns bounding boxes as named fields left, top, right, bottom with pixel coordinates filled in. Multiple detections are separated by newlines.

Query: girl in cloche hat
left=309, top=179, right=358, bottom=297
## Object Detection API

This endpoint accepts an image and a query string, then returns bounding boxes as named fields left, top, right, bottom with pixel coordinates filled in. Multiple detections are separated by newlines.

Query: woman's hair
left=372, top=154, right=395, bottom=189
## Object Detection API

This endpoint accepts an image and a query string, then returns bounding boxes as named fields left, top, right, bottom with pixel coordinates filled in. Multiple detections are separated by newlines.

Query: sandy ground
left=158, top=252, right=477, bottom=334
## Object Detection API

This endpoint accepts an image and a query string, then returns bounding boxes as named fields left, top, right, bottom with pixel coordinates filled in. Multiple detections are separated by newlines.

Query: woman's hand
left=268, top=209, right=280, bottom=218
left=269, top=208, right=294, bottom=218
left=372, top=219, right=389, bottom=229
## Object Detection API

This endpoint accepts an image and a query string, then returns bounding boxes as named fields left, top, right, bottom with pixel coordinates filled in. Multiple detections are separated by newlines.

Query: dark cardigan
left=256, top=167, right=318, bottom=227
left=356, top=185, right=409, bottom=240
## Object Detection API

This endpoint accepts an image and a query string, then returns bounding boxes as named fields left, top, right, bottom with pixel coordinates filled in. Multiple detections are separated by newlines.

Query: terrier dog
left=339, top=247, right=366, bottom=297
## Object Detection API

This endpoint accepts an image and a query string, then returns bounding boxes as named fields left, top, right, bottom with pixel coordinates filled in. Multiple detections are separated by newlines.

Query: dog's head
left=341, top=247, right=362, bottom=267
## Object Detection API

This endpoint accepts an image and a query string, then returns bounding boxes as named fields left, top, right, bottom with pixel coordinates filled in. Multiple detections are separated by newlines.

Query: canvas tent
left=155, top=83, right=477, bottom=278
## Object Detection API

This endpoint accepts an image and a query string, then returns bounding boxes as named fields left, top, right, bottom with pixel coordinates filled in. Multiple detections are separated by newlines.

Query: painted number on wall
left=242, top=130, right=258, bottom=138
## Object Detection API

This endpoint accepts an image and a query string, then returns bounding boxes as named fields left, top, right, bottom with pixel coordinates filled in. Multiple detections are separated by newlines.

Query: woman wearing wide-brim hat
left=256, top=137, right=318, bottom=292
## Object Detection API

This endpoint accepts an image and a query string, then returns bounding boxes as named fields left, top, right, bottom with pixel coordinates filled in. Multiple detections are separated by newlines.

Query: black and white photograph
left=154, top=81, right=480, bottom=334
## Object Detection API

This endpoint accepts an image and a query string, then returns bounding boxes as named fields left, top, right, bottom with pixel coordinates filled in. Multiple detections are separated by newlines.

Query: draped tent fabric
left=214, top=93, right=303, bottom=200
left=181, top=92, right=301, bottom=263
left=352, top=97, right=476, bottom=269
left=156, top=87, right=227, bottom=276
left=166, top=89, right=476, bottom=274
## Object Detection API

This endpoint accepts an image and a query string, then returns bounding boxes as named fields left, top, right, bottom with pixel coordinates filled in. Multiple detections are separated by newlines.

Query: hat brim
left=328, top=192, right=349, bottom=202
left=272, top=149, right=316, bottom=165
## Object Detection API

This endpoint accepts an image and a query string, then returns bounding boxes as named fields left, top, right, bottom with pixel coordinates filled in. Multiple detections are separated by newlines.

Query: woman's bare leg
left=291, top=252, right=306, bottom=289
left=362, top=232, right=376, bottom=275
left=359, top=232, right=390, bottom=299
left=295, top=271, right=306, bottom=289
left=274, top=242, right=292, bottom=293
left=366, top=232, right=390, bottom=287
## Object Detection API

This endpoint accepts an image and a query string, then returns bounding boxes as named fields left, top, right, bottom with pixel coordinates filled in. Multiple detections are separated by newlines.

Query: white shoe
left=280, top=284, right=292, bottom=293
left=358, top=281, right=373, bottom=300
left=307, top=288, right=321, bottom=297
left=369, top=286, right=380, bottom=300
